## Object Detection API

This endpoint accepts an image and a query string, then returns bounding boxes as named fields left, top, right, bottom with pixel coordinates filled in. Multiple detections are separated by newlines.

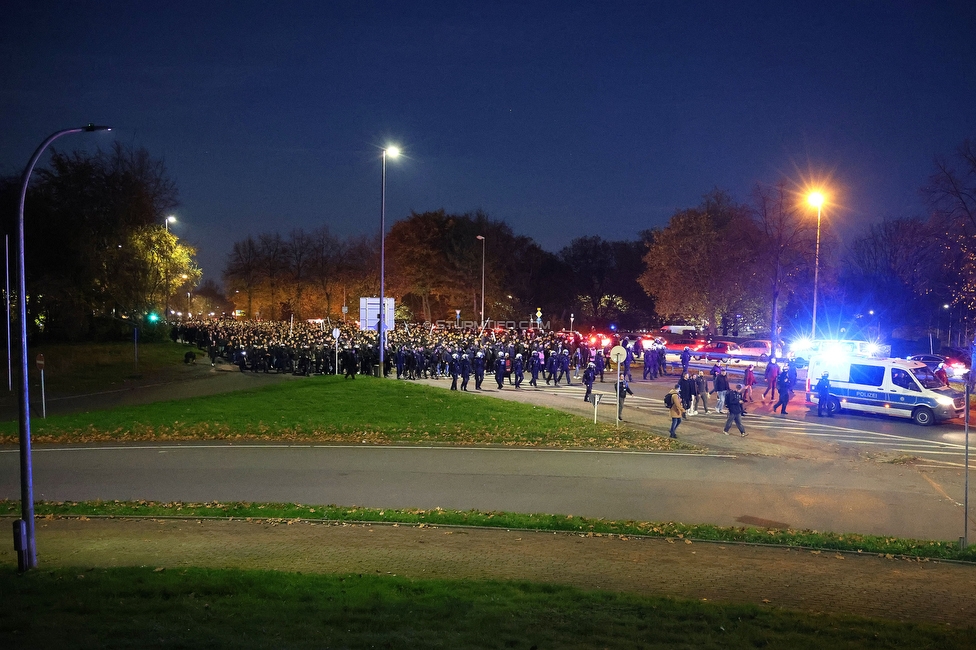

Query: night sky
left=2, top=1, right=974, bottom=282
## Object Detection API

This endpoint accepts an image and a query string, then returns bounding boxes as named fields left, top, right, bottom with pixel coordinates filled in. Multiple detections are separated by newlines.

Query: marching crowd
left=171, top=319, right=801, bottom=439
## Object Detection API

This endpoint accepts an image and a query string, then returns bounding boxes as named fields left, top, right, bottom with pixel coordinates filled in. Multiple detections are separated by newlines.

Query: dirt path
left=9, top=517, right=975, bottom=627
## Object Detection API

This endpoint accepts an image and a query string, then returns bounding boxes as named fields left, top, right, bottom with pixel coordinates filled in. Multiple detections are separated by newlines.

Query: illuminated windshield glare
left=911, top=365, right=945, bottom=390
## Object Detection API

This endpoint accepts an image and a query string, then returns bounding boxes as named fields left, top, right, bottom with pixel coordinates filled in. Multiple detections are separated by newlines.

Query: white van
left=806, top=355, right=964, bottom=426
left=659, top=325, right=698, bottom=335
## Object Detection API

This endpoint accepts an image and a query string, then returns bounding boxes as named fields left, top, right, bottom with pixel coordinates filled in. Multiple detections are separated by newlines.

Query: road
left=0, top=441, right=970, bottom=541
left=2, top=362, right=974, bottom=543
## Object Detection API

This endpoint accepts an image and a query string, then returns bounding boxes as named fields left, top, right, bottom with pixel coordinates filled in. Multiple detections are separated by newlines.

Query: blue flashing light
left=609, top=324, right=617, bottom=331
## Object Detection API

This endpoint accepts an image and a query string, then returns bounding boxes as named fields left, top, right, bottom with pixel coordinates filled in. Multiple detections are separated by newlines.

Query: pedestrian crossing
left=528, top=383, right=975, bottom=469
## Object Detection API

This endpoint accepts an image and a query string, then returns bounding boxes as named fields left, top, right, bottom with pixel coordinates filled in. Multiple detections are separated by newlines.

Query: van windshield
left=911, top=365, right=945, bottom=390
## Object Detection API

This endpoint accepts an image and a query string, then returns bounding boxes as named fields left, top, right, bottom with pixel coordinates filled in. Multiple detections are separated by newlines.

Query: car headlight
left=936, top=396, right=955, bottom=406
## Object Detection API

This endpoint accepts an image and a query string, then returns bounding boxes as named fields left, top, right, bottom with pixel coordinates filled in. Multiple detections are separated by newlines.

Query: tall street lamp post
left=15, top=124, right=111, bottom=571
left=379, top=146, right=400, bottom=374
left=163, top=216, right=176, bottom=318
left=807, top=192, right=825, bottom=340
left=476, top=235, right=486, bottom=329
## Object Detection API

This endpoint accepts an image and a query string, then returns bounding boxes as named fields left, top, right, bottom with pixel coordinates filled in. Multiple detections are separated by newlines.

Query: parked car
left=736, top=339, right=781, bottom=361
left=908, top=353, right=970, bottom=379
left=664, top=337, right=706, bottom=352
left=694, top=341, right=741, bottom=361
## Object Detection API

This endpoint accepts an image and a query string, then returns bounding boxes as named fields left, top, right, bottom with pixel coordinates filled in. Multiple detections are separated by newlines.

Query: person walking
left=582, top=362, right=596, bottom=402
left=712, top=367, right=730, bottom=413
left=742, top=364, right=757, bottom=402
left=694, top=370, right=710, bottom=414
left=666, top=384, right=685, bottom=438
left=723, top=384, right=747, bottom=436
left=678, top=372, right=695, bottom=413
left=680, top=346, right=692, bottom=374
left=773, top=369, right=791, bottom=414
left=815, top=371, right=833, bottom=416
left=615, top=378, right=634, bottom=420
left=763, top=359, right=780, bottom=401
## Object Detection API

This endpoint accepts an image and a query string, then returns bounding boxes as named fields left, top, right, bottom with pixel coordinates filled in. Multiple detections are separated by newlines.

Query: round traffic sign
left=35, top=353, right=45, bottom=370
left=332, top=327, right=341, bottom=340
left=609, top=345, right=626, bottom=364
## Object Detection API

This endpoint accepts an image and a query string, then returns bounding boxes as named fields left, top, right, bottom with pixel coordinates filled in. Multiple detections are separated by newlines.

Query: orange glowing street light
left=807, top=191, right=826, bottom=339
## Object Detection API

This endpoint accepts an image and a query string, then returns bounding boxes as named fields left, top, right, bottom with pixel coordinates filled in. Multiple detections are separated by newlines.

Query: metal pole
left=134, top=327, right=138, bottom=370
left=965, top=381, right=970, bottom=549
left=39, top=368, right=45, bottom=419
left=6, top=234, right=11, bottom=391
left=615, top=363, right=621, bottom=427
left=15, top=125, right=110, bottom=569
left=477, top=235, right=485, bottom=329
left=811, top=204, right=822, bottom=340
left=379, top=150, right=386, bottom=374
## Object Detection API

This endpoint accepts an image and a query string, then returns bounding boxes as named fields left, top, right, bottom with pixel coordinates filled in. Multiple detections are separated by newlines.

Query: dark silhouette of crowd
left=170, top=319, right=672, bottom=389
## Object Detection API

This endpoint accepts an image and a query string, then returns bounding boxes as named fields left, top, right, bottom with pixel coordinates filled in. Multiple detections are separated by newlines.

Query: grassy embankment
left=0, top=372, right=687, bottom=450
left=1, top=566, right=970, bottom=649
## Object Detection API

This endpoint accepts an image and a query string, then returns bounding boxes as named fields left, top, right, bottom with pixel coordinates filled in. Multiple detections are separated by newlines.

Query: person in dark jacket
left=582, top=362, right=597, bottom=402
left=723, top=384, right=747, bottom=436
left=815, top=371, right=833, bottom=416
left=773, top=370, right=791, bottom=414
left=615, top=378, right=634, bottom=420
left=712, top=368, right=731, bottom=413
left=678, top=372, right=694, bottom=412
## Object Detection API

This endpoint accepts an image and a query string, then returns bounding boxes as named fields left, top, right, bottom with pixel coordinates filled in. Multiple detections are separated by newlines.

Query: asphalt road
left=0, top=442, right=970, bottom=541
left=2, top=361, right=974, bottom=543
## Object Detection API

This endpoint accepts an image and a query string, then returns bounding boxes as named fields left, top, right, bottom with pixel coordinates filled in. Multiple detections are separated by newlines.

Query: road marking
left=0, top=444, right=736, bottom=459
left=920, top=472, right=963, bottom=507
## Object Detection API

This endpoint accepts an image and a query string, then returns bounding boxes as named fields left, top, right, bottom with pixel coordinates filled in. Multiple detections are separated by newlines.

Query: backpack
left=664, top=392, right=674, bottom=408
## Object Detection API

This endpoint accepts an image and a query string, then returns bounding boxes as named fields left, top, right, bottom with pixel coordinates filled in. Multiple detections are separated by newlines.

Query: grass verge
left=5, top=499, right=973, bottom=562
left=0, top=375, right=693, bottom=450
left=1, top=566, right=970, bottom=649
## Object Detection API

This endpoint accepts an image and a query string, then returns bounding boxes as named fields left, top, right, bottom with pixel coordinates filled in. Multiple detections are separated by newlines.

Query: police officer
left=473, top=351, right=486, bottom=390
left=513, top=353, right=524, bottom=389
left=460, top=353, right=472, bottom=391
left=582, top=361, right=596, bottom=402
left=449, top=353, right=460, bottom=390
left=495, top=353, right=507, bottom=389
left=815, top=371, right=833, bottom=417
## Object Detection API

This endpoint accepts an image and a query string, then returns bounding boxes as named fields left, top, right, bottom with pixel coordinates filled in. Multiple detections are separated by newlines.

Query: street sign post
left=35, top=354, right=46, bottom=419
left=333, top=327, right=341, bottom=376
left=610, top=345, right=626, bottom=426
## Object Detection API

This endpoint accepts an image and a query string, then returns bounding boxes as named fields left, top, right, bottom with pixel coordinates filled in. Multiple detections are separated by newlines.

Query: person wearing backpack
left=723, top=384, right=747, bottom=436
left=666, top=384, right=685, bottom=438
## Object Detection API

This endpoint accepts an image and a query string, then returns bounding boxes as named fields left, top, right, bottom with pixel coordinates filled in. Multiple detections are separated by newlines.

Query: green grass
left=0, top=375, right=692, bottom=450
left=6, top=499, right=974, bottom=562
left=0, top=566, right=969, bottom=649
left=0, top=340, right=192, bottom=398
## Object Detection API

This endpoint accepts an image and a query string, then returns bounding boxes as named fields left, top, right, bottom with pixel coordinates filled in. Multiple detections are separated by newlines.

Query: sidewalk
left=7, top=516, right=975, bottom=627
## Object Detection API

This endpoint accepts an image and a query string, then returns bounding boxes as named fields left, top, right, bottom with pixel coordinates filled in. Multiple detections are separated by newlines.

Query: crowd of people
left=169, top=319, right=681, bottom=386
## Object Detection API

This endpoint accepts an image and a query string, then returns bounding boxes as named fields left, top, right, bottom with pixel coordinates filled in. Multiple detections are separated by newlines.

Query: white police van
left=806, top=355, right=965, bottom=425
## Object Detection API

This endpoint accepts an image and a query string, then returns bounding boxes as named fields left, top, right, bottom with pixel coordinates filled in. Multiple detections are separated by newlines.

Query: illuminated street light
left=476, top=235, right=486, bottom=328
left=165, top=215, right=176, bottom=232
left=379, top=146, right=400, bottom=374
left=807, top=191, right=826, bottom=340
left=15, top=124, right=111, bottom=570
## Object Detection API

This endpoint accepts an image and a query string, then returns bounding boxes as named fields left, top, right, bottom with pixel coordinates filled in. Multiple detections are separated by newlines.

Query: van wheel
left=912, top=406, right=935, bottom=426
left=828, top=397, right=841, bottom=415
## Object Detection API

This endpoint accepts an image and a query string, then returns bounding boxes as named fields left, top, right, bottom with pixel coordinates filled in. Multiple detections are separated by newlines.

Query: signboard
left=358, top=297, right=395, bottom=332
left=332, top=327, right=341, bottom=340
left=35, top=354, right=45, bottom=370
left=609, top=345, right=626, bottom=364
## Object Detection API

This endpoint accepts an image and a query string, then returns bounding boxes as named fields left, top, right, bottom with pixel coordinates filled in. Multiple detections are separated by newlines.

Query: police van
left=806, top=354, right=964, bottom=426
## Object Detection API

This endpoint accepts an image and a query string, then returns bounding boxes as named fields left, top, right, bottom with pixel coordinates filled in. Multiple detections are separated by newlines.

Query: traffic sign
left=609, top=345, right=626, bottom=364
left=332, top=327, right=341, bottom=340
left=35, top=354, right=44, bottom=370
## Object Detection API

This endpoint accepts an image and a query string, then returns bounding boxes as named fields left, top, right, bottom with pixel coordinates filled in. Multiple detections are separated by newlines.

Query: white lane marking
left=0, top=444, right=735, bottom=459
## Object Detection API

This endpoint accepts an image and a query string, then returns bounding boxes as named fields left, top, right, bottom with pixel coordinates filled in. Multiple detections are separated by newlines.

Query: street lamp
left=14, top=124, right=111, bottom=570
left=379, top=145, right=400, bottom=374
left=570, top=313, right=575, bottom=333
left=476, top=235, right=486, bottom=329
left=164, top=215, right=176, bottom=232
left=807, top=191, right=825, bottom=340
